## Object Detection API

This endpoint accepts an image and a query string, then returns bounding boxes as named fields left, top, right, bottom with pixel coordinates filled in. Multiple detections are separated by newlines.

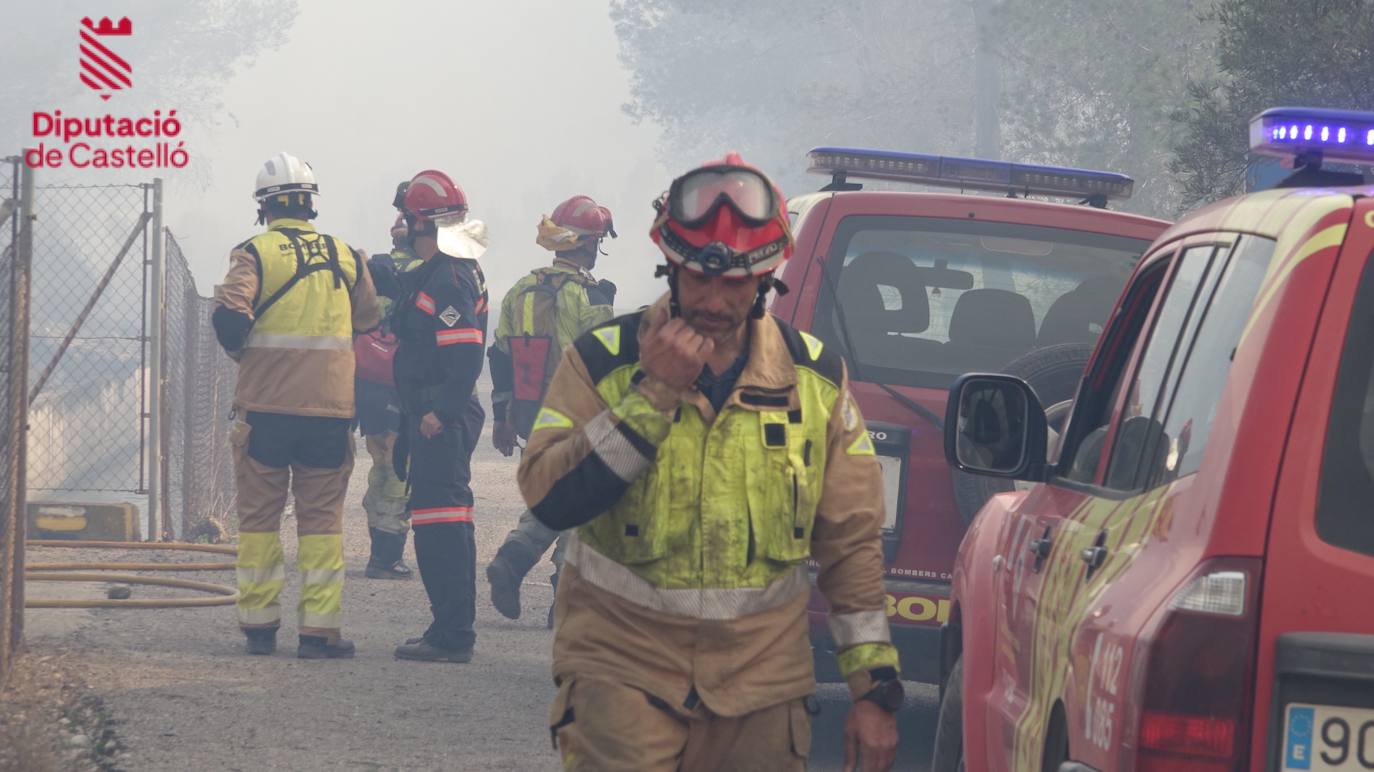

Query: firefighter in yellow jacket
left=212, top=151, right=380, bottom=659
left=518, top=154, right=901, bottom=771
left=486, top=194, right=617, bottom=625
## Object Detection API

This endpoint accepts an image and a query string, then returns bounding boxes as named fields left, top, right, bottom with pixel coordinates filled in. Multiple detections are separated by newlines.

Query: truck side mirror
left=944, top=374, right=1049, bottom=480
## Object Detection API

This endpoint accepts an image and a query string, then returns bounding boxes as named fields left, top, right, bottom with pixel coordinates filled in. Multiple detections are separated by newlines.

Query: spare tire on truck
left=951, top=342, right=1094, bottom=525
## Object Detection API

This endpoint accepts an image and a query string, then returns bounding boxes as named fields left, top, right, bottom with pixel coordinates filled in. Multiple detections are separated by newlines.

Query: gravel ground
left=22, top=389, right=935, bottom=770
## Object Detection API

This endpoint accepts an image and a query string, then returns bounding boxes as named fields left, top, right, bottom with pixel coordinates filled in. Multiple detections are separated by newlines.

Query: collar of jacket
left=637, top=293, right=799, bottom=416
left=267, top=218, right=316, bottom=233
left=548, top=258, right=596, bottom=281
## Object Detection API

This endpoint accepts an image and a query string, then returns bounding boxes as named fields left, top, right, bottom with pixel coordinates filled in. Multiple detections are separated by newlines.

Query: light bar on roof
left=807, top=147, right=1135, bottom=200
left=1250, top=107, right=1374, bottom=165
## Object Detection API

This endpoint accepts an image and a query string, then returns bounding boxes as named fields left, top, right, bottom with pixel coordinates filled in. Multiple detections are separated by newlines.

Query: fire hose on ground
left=23, top=540, right=238, bottom=609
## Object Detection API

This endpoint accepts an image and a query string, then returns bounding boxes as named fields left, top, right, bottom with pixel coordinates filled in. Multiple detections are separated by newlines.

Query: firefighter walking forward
left=212, top=151, right=380, bottom=659
left=518, top=154, right=902, bottom=771
left=390, top=169, right=490, bottom=663
left=486, top=194, right=618, bottom=625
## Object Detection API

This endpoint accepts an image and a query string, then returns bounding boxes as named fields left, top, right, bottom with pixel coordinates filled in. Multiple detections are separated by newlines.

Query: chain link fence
left=1, top=156, right=32, bottom=689
left=0, top=161, right=239, bottom=682
left=26, top=181, right=150, bottom=496
left=163, top=231, right=236, bottom=541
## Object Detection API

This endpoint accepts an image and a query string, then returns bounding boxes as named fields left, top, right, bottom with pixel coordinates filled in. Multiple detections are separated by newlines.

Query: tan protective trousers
left=231, top=419, right=354, bottom=639
left=549, top=676, right=810, bottom=771
left=363, top=432, right=410, bottom=535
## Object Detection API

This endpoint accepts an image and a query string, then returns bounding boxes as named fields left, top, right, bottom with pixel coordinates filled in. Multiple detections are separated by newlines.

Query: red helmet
left=551, top=195, right=616, bottom=239
left=651, top=152, right=792, bottom=277
left=402, top=169, right=468, bottom=223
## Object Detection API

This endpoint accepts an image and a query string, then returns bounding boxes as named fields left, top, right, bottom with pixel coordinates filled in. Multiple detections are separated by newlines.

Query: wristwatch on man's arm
left=859, top=666, right=904, bottom=713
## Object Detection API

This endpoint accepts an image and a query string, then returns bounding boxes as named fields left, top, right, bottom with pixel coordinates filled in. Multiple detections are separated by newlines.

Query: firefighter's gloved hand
left=596, top=278, right=617, bottom=304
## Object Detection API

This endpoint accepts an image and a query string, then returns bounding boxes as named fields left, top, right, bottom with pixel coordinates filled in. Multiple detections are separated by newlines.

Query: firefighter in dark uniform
left=389, top=169, right=491, bottom=663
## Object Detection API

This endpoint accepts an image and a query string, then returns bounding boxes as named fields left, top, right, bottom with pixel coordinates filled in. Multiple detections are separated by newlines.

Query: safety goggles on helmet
left=666, top=165, right=780, bottom=229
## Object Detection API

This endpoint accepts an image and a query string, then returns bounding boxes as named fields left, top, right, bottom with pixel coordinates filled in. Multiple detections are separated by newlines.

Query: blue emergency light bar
left=807, top=147, right=1135, bottom=200
left=1250, top=107, right=1374, bottom=165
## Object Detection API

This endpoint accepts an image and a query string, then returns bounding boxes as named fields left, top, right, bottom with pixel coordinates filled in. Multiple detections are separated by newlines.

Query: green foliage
left=611, top=0, right=1218, bottom=218
left=610, top=0, right=978, bottom=196
left=1172, top=0, right=1374, bottom=210
left=993, top=0, right=1219, bottom=216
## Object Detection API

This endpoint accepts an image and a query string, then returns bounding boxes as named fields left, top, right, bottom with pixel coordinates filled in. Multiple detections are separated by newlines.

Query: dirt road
left=23, top=417, right=935, bottom=770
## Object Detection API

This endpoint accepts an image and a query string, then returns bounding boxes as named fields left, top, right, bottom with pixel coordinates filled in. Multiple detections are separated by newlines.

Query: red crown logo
left=79, top=17, right=133, bottom=101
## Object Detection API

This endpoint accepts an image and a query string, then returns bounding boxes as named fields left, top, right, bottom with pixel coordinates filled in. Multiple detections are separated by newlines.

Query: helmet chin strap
left=751, top=274, right=788, bottom=319
left=655, top=263, right=681, bottom=318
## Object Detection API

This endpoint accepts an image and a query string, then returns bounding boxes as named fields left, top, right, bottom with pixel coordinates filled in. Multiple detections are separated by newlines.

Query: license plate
left=1283, top=702, right=1374, bottom=770
left=875, top=455, right=901, bottom=531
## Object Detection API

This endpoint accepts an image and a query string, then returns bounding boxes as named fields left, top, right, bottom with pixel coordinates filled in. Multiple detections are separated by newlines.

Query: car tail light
left=1127, top=558, right=1262, bottom=772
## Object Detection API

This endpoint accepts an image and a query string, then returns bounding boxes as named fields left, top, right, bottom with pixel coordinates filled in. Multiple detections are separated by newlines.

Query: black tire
left=1041, top=705, right=1070, bottom=772
left=931, top=658, right=965, bottom=772
left=952, top=343, right=1095, bottom=525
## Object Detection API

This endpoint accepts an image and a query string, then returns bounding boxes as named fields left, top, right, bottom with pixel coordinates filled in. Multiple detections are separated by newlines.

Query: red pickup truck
left=768, top=148, right=1169, bottom=683
left=935, top=106, right=1374, bottom=772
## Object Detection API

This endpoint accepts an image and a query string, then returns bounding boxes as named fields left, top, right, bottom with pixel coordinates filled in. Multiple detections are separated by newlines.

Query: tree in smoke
left=0, top=1, right=298, bottom=158
left=1170, top=0, right=1374, bottom=210
left=991, top=0, right=1219, bottom=216
left=611, top=1, right=1217, bottom=217
left=610, top=0, right=978, bottom=195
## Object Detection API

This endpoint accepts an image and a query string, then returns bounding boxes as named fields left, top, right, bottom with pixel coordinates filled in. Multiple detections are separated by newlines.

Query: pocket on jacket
left=748, top=447, right=818, bottom=565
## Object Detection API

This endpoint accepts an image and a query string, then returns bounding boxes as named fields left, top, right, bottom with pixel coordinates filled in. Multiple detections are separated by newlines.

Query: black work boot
left=297, top=635, right=356, bottom=659
left=366, top=528, right=414, bottom=580
left=244, top=628, right=277, bottom=656
left=394, top=638, right=472, bottom=663
left=486, top=540, right=540, bottom=620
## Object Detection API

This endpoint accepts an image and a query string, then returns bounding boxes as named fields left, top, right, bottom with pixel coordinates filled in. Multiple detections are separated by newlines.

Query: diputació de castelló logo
left=24, top=16, right=189, bottom=170
left=80, top=16, right=132, bottom=101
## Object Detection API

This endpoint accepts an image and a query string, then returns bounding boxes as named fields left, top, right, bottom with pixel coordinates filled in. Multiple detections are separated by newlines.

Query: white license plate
left=1283, top=702, right=1374, bottom=771
left=875, top=455, right=901, bottom=531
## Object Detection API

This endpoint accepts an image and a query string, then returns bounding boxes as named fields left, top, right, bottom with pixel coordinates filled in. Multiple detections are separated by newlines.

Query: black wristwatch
left=860, top=667, right=904, bottom=713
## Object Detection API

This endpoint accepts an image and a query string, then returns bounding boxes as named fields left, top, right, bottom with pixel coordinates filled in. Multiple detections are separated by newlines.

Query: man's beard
left=682, top=307, right=745, bottom=339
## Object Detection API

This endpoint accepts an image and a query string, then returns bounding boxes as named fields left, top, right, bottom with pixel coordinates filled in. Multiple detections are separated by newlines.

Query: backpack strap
left=253, top=229, right=353, bottom=320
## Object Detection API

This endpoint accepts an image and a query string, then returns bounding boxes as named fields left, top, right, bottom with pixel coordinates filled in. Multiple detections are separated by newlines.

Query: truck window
left=1151, top=237, right=1274, bottom=484
left=1317, top=247, right=1374, bottom=559
left=1104, top=238, right=1275, bottom=491
left=1057, top=257, right=1171, bottom=485
left=814, top=215, right=1149, bottom=389
left=1103, top=245, right=1221, bottom=490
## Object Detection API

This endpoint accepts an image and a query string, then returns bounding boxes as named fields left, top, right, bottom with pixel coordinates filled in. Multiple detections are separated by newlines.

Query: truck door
left=1261, top=200, right=1374, bottom=771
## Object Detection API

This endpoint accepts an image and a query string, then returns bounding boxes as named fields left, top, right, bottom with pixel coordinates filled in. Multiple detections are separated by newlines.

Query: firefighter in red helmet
left=388, top=169, right=490, bottom=662
left=485, top=194, right=618, bottom=627
left=517, top=154, right=900, bottom=770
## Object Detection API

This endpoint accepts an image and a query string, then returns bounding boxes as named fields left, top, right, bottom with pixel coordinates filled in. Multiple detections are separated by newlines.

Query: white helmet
left=253, top=151, right=319, bottom=202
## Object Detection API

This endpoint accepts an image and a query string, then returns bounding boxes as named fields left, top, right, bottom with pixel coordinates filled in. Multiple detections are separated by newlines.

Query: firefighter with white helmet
left=518, top=154, right=901, bottom=770
left=485, top=194, right=618, bottom=627
left=212, top=151, right=381, bottom=658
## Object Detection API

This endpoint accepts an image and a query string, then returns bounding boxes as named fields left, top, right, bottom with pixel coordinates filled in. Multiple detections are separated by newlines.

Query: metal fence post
left=9, top=161, right=34, bottom=659
left=147, top=179, right=164, bottom=541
